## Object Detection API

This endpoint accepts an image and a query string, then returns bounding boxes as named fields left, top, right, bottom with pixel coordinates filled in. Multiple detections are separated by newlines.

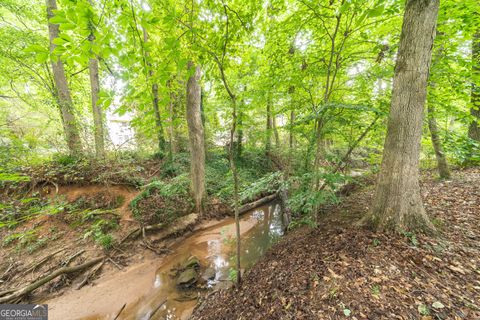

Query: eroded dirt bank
left=44, top=202, right=283, bottom=320
left=191, top=168, right=480, bottom=320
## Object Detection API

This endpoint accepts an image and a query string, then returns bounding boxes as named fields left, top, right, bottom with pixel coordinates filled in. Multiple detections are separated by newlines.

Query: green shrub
left=130, top=174, right=193, bottom=225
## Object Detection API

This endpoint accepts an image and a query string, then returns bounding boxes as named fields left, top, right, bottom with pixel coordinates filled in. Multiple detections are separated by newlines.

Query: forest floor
left=191, top=167, right=480, bottom=320
left=0, top=168, right=230, bottom=303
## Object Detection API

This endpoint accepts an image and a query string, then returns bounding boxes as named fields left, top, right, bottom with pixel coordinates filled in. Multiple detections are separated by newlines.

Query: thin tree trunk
left=89, top=56, right=105, bottom=158
left=468, top=29, right=480, bottom=141
left=152, top=83, right=166, bottom=153
left=237, top=111, right=243, bottom=158
left=143, top=29, right=166, bottom=154
left=427, top=104, right=450, bottom=179
left=272, top=112, right=280, bottom=147
left=289, top=111, right=295, bottom=149
left=87, top=1, right=105, bottom=158
left=229, top=98, right=241, bottom=286
left=46, top=0, right=82, bottom=156
left=266, top=99, right=272, bottom=155
left=167, top=80, right=175, bottom=160
left=168, top=83, right=179, bottom=154
left=367, top=0, right=439, bottom=233
left=186, top=62, right=206, bottom=213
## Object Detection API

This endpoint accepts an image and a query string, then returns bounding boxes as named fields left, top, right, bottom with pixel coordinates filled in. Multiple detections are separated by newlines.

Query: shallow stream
left=47, top=201, right=284, bottom=320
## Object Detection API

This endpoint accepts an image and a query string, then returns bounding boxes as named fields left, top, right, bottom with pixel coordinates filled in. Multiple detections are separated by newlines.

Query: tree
left=142, top=28, right=166, bottom=155
left=427, top=104, right=450, bottom=179
left=469, top=29, right=480, bottom=141
left=366, top=0, right=440, bottom=232
left=46, top=0, right=83, bottom=156
left=87, top=0, right=106, bottom=158
left=186, top=62, right=206, bottom=213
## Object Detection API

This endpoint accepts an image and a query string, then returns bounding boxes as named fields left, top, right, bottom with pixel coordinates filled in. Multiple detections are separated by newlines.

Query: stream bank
left=45, top=201, right=284, bottom=320
left=190, top=168, right=480, bottom=320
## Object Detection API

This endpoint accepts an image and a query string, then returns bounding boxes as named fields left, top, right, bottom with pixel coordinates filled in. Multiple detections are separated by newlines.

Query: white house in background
left=106, top=109, right=135, bottom=149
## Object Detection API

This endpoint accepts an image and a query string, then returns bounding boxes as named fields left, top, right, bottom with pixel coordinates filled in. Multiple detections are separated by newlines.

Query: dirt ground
left=0, top=182, right=235, bottom=304
left=191, top=168, right=480, bottom=320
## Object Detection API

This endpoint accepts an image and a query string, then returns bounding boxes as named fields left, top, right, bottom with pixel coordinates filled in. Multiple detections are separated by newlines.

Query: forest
left=0, top=0, right=479, bottom=319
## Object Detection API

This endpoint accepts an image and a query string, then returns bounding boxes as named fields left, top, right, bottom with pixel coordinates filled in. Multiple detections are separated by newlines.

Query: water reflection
left=79, top=201, right=283, bottom=320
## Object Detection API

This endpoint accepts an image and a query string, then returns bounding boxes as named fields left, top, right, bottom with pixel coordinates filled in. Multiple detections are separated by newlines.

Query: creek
left=46, top=201, right=284, bottom=320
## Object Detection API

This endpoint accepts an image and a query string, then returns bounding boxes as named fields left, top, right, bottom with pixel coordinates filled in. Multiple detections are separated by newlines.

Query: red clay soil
left=191, top=168, right=480, bottom=320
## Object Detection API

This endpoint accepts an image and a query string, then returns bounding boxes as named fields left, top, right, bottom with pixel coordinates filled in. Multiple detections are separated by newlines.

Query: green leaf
left=367, top=6, right=384, bottom=18
left=35, top=52, right=49, bottom=64
left=432, top=301, right=445, bottom=309
left=49, top=15, right=68, bottom=24
left=52, top=37, right=67, bottom=46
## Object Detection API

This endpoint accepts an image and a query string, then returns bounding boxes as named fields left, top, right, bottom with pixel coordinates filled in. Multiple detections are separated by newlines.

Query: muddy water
left=47, top=202, right=284, bottom=320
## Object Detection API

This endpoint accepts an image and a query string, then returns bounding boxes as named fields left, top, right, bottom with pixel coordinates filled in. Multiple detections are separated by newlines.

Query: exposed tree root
left=62, top=249, right=86, bottom=267
left=76, top=259, right=105, bottom=290
left=0, top=257, right=104, bottom=303
left=24, top=248, right=67, bottom=274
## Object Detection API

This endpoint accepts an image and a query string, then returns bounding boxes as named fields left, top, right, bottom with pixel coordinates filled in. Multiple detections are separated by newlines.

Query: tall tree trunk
left=186, top=62, right=206, bottom=213
left=468, top=29, right=480, bottom=141
left=87, top=8, right=106, bottom=158
left=152, top=83, right=166, bottom=153
left=265, top=99, right=272, bottom=155
left=168, top=81, right=180, bottom=155
left=168, top=89, right=176, bottom=158
left=236, top=111, right=243, bottom=158
left=46, top=0, right=82, bottom=156
left=289, top=110, right=295, bottom=149
left=143, top=29, right=166, bottom=154
left=272, top=112, right=280, bottom=147
left=367, top=0, right=439, bottom=233
left=427, top=104, right=450, bottom=179
left=89, top=57, right=105, bottom=158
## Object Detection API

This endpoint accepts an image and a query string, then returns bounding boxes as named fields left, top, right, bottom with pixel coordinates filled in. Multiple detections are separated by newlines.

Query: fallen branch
left=76, top=259, right=105, bottom=290
left=0, top=257, right=104, bottom=303
left=120, top=223, right=166, bottom=244
left=318, top=114, right=379, bottom=192
left=107, top=257, right=123, bottom=270
left=1, top=262, right=16, bottom=281
left=238, top=193, right=278, bottom=215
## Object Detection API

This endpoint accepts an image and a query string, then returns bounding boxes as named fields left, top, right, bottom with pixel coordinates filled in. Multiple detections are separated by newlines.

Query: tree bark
left=272, top=111, right=280, bottom=147
left=143, top=29, right=166, bottom=154
left=186, top=62, right=206, bottom=213
left=46, top=0, right=83, bottom=156
left=368, top=0, right=439, bottom=233
left=266, top=99, right=272, bottom=155
left=89, top=58, right=105, bottom=158
left=236, top=111, right=243, bottom=158
left=87, top=1, right=105, bottom=158
left=152, top=83, right=166, bottom=153
left=427, top=104, right=450, bottom=179
left=289, top=111, right=295, bottom=149
left=468, top=29, right=480, bottom=141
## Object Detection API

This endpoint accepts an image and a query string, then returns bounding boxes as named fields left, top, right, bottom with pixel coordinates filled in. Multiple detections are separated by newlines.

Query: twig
left=0, top=257, right=104, bottom=303
left=113, top=303, right=126, bottom=320
left=63, top=250, right=86, bottom=267
left=107, top=257, right=122, bottom=270
left=76, top=260, right=105, bottom=290
left=24, top=248, right=66, bottom=274
left=148, top=299, right=167, bottom=319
